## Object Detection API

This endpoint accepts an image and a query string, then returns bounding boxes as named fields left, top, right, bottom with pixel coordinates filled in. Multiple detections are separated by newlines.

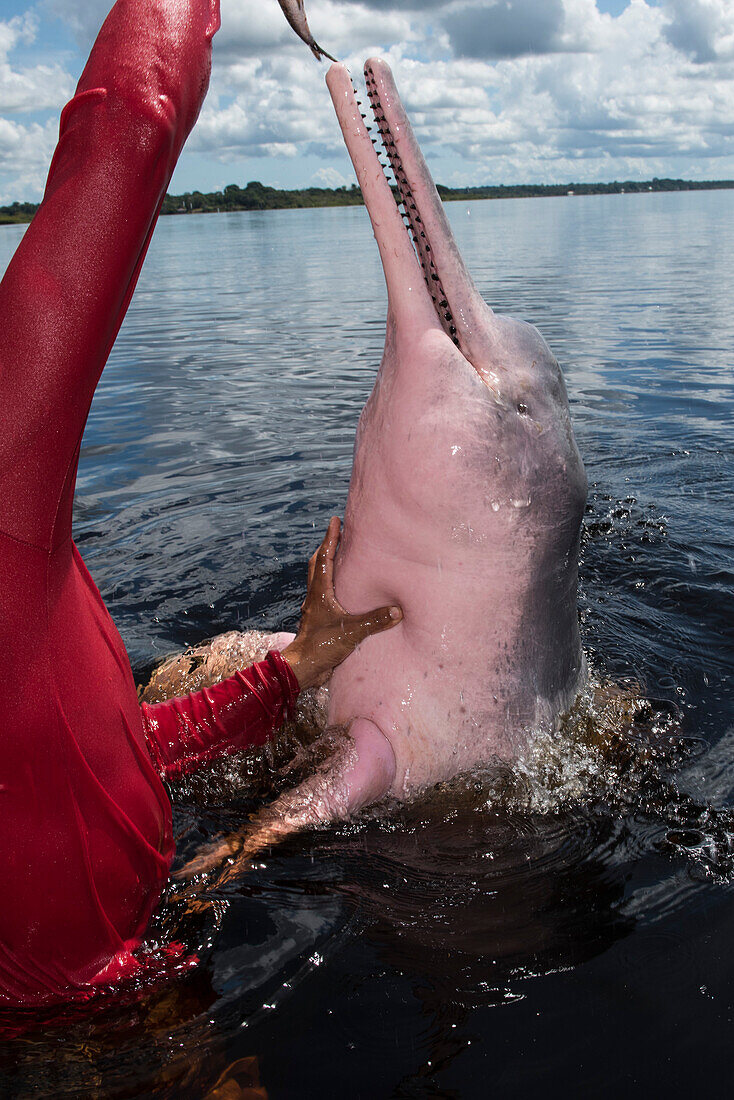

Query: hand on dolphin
left=276, top=0, right=336, bottom=62
left=282, top=516, right=403, bottom=689
left=173, top=519, right=400, bottom=889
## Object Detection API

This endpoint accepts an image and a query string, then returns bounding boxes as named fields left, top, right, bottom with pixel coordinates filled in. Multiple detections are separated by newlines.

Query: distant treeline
left=159, top=176, right=734, bottom=214
left=2, top=177, right=733, bottom=225
left=435, top=178, right=734, bottom=201
left=160, top=179, right=366, bottom=214
left=0, top=201, right=40, bottom=225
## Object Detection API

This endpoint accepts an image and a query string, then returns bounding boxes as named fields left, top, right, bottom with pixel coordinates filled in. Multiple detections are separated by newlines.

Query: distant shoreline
left=2, top=177, right=733, bottom=226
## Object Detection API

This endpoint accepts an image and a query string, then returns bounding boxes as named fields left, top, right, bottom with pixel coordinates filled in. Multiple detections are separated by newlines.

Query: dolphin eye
left=517, top=403, right=529, bottom=416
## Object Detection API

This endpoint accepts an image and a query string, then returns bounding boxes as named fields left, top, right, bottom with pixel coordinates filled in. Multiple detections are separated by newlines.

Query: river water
left=0, top=190, right=732, bottom=1097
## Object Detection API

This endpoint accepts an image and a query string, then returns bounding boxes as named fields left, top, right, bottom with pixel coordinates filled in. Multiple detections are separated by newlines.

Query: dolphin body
left=322, top=59, right=588, bottom=802
left=183, top=59, right=588, bottom=872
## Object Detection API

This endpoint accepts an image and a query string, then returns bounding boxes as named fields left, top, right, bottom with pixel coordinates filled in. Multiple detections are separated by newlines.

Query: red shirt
left=0, top=0, right=299, bottom=1007
left=142, top=651, right=299, bottom=780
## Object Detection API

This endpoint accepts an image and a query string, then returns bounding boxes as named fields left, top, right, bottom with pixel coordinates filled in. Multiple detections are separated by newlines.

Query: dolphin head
left=327, top=58, right=586, bottom=597
left=324, top=58, right=587, bottom=783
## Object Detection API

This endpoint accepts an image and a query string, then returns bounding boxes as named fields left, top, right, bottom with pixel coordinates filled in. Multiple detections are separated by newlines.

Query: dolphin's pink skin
left=276, top=0, right=336, bottom=61
left=325, top=59, right=587, bottom=800
left=186, top=59, right=588, bottom=871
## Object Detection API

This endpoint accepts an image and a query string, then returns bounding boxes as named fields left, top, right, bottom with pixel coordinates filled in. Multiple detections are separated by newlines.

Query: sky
left=0, top=0, right=733, bottom=204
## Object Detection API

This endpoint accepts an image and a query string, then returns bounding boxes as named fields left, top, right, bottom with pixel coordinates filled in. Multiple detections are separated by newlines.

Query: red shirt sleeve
left=140, top=650, right=300, bottom=780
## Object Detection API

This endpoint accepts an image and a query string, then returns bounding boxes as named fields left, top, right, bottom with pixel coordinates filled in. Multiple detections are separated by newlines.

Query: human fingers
left=311, top=516, right=340, bottom=596
left=346, top=603, right=403, bottom=645
left=307, top=515, right=338, bottom=590
left=322, top=516, right=341, bottom=592
left=174, top=833, right=243, bottom=880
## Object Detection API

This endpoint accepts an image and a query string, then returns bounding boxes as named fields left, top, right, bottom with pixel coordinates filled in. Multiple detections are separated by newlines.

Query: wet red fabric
left=0, top=0, right=296, bottom=1007
left=142, top=651, right=300, bottom=779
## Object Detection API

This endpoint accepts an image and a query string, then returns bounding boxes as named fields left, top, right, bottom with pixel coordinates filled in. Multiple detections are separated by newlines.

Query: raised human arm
left=141, top=650, right=300, bottom=779
left=0, top=0, right=220, bottom=550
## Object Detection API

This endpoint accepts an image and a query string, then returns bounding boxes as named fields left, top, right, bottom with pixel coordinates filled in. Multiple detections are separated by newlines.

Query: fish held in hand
left=276, top=0, right=336, bottom=61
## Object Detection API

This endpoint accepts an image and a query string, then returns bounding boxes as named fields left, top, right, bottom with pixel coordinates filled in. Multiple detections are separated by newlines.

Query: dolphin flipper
left=178, top=717, right=395, bottom=883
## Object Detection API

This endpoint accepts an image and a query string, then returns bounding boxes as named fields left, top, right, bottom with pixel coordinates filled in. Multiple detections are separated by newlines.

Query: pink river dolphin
left=181, top=58, right=588, bottom=875
left=324, top=58, right=588, bottom=792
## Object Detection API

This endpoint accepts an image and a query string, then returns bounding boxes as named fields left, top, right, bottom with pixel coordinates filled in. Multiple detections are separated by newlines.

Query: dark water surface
left=0, top=190, right=732, bottom=1097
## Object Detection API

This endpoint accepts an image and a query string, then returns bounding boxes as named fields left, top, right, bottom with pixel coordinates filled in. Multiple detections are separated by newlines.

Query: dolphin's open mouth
left=363, top=63, right=459, bottom=346
left=327, top=59, right=493, bottom=363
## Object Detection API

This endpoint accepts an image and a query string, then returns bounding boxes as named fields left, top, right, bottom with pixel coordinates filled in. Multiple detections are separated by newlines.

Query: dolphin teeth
left=364, top=63, right=459, bottom=345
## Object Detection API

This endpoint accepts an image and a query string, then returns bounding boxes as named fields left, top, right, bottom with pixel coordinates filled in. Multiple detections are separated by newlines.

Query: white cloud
left=0, top=12, right=73, bottom=201
left=214, top=0, right=416, bottom=61
left=312, top=165, right=350, bottom=186
left=195, top=0, right=734, bottom=185
left=193, top=52, right=334, bottom=160
left=660, top=0, right=734, bottom=64
left=0, top=115, right=58, bottom=202
left=1, top=0, right=734, bottom=203
left=41, top=0, right=111, bottom=51
left=0, top=13, right=73, bottom=114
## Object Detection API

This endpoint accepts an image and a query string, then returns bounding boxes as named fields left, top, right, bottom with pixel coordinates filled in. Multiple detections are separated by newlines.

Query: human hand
left=282, top=517, right=402, bottom=690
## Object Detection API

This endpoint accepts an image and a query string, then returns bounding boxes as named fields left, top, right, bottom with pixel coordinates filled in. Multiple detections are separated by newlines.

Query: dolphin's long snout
left=328, top=59, right=497, bottom=361
left=364, top=60, right=498, bottom=357
left=326, top=63, right=439, bottom=334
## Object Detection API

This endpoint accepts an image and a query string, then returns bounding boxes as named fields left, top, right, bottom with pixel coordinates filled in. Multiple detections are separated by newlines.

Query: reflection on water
left=0, top=189, right=732, bottom=1097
